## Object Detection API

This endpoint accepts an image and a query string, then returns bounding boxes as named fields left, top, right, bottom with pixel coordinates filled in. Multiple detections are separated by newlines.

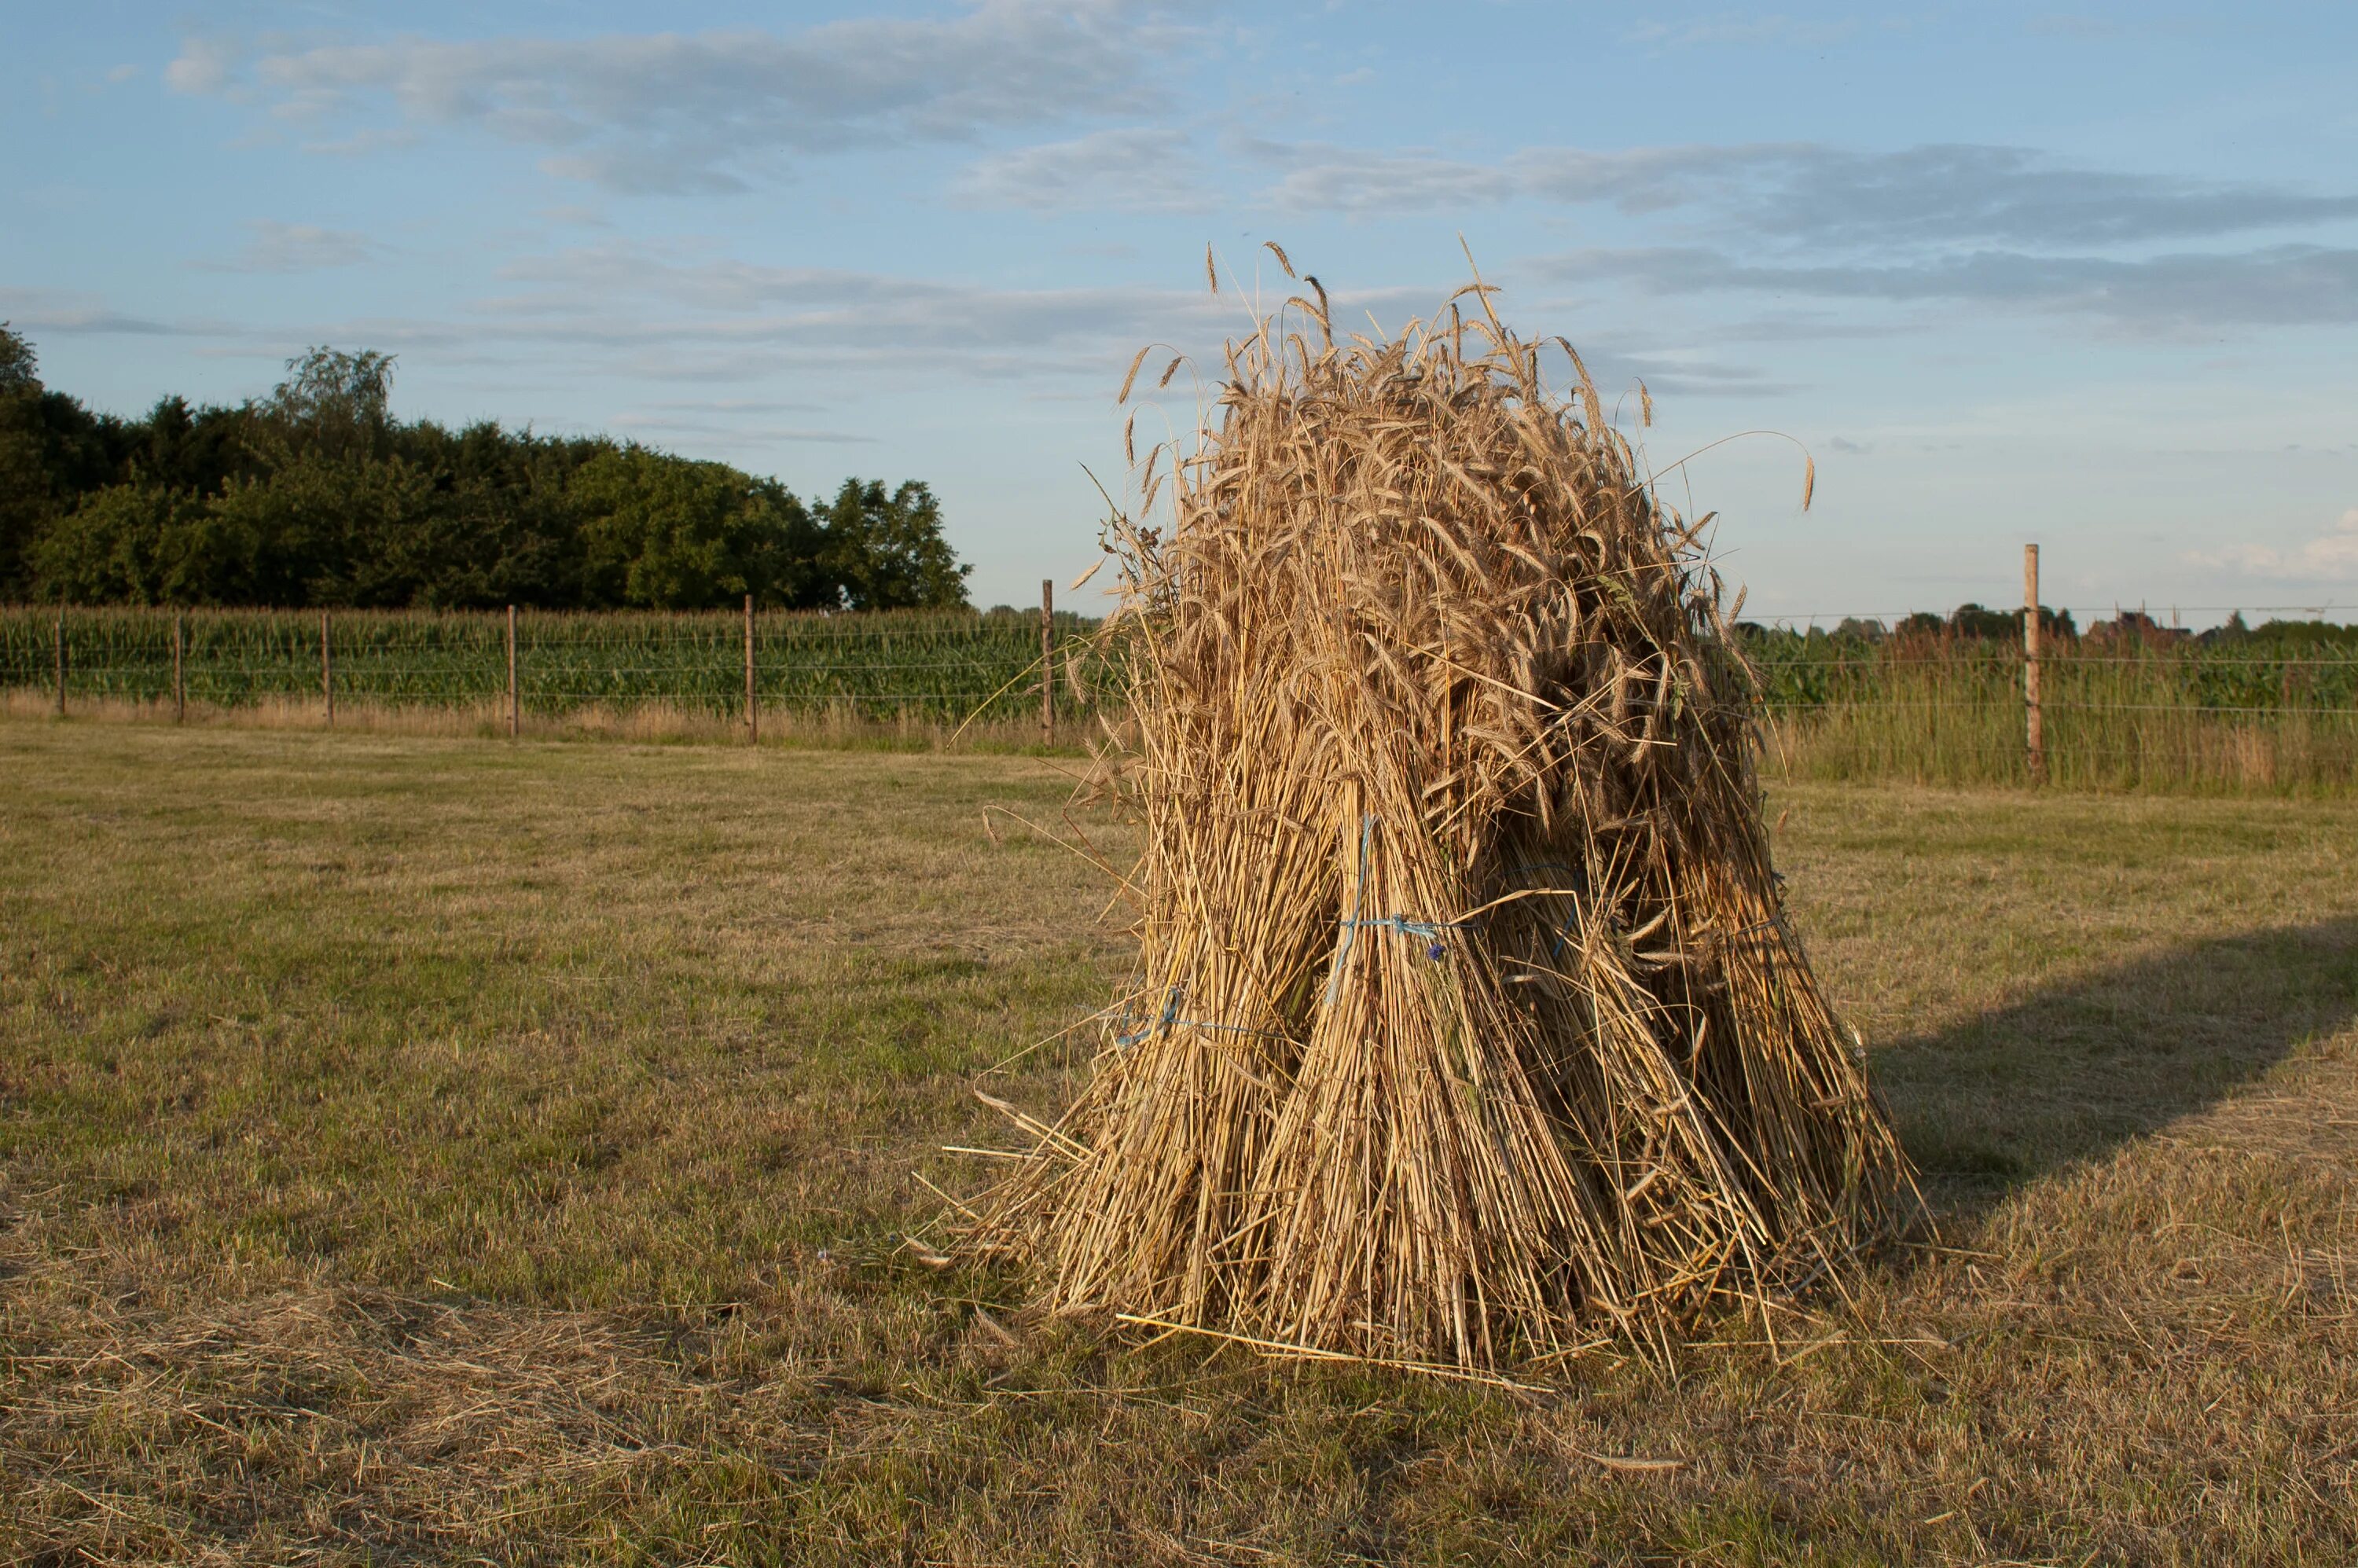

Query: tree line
left=1764, top=605, right=2356, bottom=648
left=0, top=328, right=970, bottom=611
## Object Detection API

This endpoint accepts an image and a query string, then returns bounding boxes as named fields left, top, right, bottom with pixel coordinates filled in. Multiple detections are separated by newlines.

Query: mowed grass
left=2, top=722, right=2353, bottom=1565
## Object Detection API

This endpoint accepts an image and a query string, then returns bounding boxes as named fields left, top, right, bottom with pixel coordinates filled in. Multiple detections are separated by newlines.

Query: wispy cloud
left=474, top=248, right=1459, bottom=387
left=11, top=253, right=1775, bottom=400
left=163, top=36, right=235, bottom=94
left=0, top=286, right=207, bottom=337
left=166, top=2, right=1180, bottom=193
left=474, top=248, right=1752, bottom=395
left=1534, top=244, right=2358, bottom=332
left=609, top=412, right=876, bottom=444
left=2025, top=13, right=2131, bottom=41
left=637, top=397, right=828, bottom=415
left=1625, top=13, right=1861, bottom=49
left=952, top=127, right=1207, bottom=211
left=191, top=220, right=378, bottom=274
left=1730, top=144, right=2358, bottom=248
left=2184, top=508, right=2358, bottom=581
left=1242, top=141, right=1518, bottom=215
left=1239, top=138, right=2358, bottom=249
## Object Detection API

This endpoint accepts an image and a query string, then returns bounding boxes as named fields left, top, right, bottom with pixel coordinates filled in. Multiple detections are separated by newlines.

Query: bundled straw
left=979, top=254, right=1917, bottom=1372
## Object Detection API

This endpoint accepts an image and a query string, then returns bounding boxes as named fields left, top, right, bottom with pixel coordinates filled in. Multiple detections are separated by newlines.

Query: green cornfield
left=3, top=606, right=2352, bottom=791
left=0, top=605, right=1113, bottom=726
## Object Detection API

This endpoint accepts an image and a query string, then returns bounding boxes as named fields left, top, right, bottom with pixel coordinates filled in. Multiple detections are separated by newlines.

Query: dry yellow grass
left=0, top=685, right=1063, bottom=751
left=2, top=720, right=2353, bottom=1563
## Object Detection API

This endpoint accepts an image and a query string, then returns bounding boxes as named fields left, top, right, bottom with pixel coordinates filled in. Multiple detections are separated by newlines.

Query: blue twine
left=1113, top=983, right=1289, bottom=1048
left=1321, top=816, right=1376, bottom=1003
left=1113, top=986, right=1184, bottom=1046
left=1323, top=815, right=1483, bottom=986
left=1339, top=913, right=1462, bottom=964
left=1339, top=913, right=1457, bottom=939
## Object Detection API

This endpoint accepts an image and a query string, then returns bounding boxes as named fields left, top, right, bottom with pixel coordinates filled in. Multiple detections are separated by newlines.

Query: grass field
left=2, top=720, right=2354, bottom=1564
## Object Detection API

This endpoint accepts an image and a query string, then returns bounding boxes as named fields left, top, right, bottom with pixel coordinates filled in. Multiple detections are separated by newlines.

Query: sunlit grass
left=3, top=722, right=2354, bottom=1562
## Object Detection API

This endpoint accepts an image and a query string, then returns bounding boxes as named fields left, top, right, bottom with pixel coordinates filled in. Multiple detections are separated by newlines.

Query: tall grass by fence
left=4, top=604, right=2353, bottom=791
left=1746, top=629, right=2358, bottom=793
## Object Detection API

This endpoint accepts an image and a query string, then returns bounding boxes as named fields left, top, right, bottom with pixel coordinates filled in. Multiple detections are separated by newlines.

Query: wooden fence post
left=1041, top=578, right=1054, bottom=742
left=173, top=611, right=185, bottom=723
left=53, top=605, right=65, bottom=718
left=507, top=604, right=520, bottom=740
left=2023, top=543, right=2044, bottom=784
left=744, top=593, right=757, bottom=745
left=321, top=610, right=334, bottom=727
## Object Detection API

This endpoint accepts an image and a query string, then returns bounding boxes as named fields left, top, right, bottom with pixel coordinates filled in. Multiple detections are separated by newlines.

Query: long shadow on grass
left=1871, top=916, right=2358, bottom=1223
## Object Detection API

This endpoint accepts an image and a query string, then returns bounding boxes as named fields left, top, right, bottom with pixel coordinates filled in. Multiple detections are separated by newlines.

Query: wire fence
left=4, top=603, right=2354, bottom=791
left=0, top=604, right=1113, bottom=729
left=1739, top=619, right=2356, bottom=791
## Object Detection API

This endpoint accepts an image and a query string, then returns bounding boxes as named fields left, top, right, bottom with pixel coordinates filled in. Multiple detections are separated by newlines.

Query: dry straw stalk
left=978, top=253, right=1918, bottom=1372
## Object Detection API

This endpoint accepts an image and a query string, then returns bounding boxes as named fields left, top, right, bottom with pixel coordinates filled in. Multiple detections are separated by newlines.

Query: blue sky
left=8, top=2, right=2356, bottom=622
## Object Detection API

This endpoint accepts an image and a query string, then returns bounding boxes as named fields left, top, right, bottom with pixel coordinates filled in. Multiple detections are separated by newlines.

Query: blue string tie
left=1112, top=984, right=1289, bottom=1048
left=1337, top=912, right=1461, bottom=961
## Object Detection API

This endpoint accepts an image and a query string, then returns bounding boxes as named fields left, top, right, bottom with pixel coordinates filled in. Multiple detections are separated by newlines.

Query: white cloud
left=1236, top=137, right=2358, bottom=248
left=953, top=128, right=1207, bottom=211
left=1625, top=13, right=1861, bottom=49
left=1533, top=244, right=2358, bottom=332
left=1246, top=142, right=1518, bottom=215
left=1511, top=143, right=1794, bottom=215
left=637, top=397, right=828, bottom=414
left=8, top=245, right=1797, bottom=402
left=191, top=221, right=378, bottom=274
left=609, top=412, right=876, bottom=444
left=2183, top=509, right=2358, bottom=580
left=165, top=2, right=1179, bottom=193
left=0, top=285, right=204, bottom=337
left=2025, top=13, right=2131, bottom=41
left=303, top=127, right=423, bottom=159
left=163, top=37, right=234, bottom=94
left=472, top=243, right=1302, bottom=383
left=1734, top=144, right=2358, bottom=248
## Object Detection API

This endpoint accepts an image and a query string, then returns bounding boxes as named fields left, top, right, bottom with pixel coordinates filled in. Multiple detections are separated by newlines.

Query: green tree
left=215, top=453, right=443, bottom=605
left=374, top=421, right=607, bottom=608
left=1894, top=611, right=1946, bottom=639
left=0, top=321, right=35, bottom=395
left=0, top=325, right=122, bottom=599
left=130, top=395, right=260, bottom=498
left=0, top=324, right=46, bottom=597
left=0, top=330, right=971, bottom=609
left=571, top=446, right=823, bottom=608
left=262, top=347, right=396, bottom=463
left=1948, top=603, right=2017, bottom=641
left=27, top=484, right=218, bottom=604
left=820, top=479, right=970, bottom=609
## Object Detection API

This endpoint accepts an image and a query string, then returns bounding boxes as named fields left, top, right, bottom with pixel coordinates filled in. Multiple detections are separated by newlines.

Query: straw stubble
left=978, top=263, right=1917, bottom=1372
